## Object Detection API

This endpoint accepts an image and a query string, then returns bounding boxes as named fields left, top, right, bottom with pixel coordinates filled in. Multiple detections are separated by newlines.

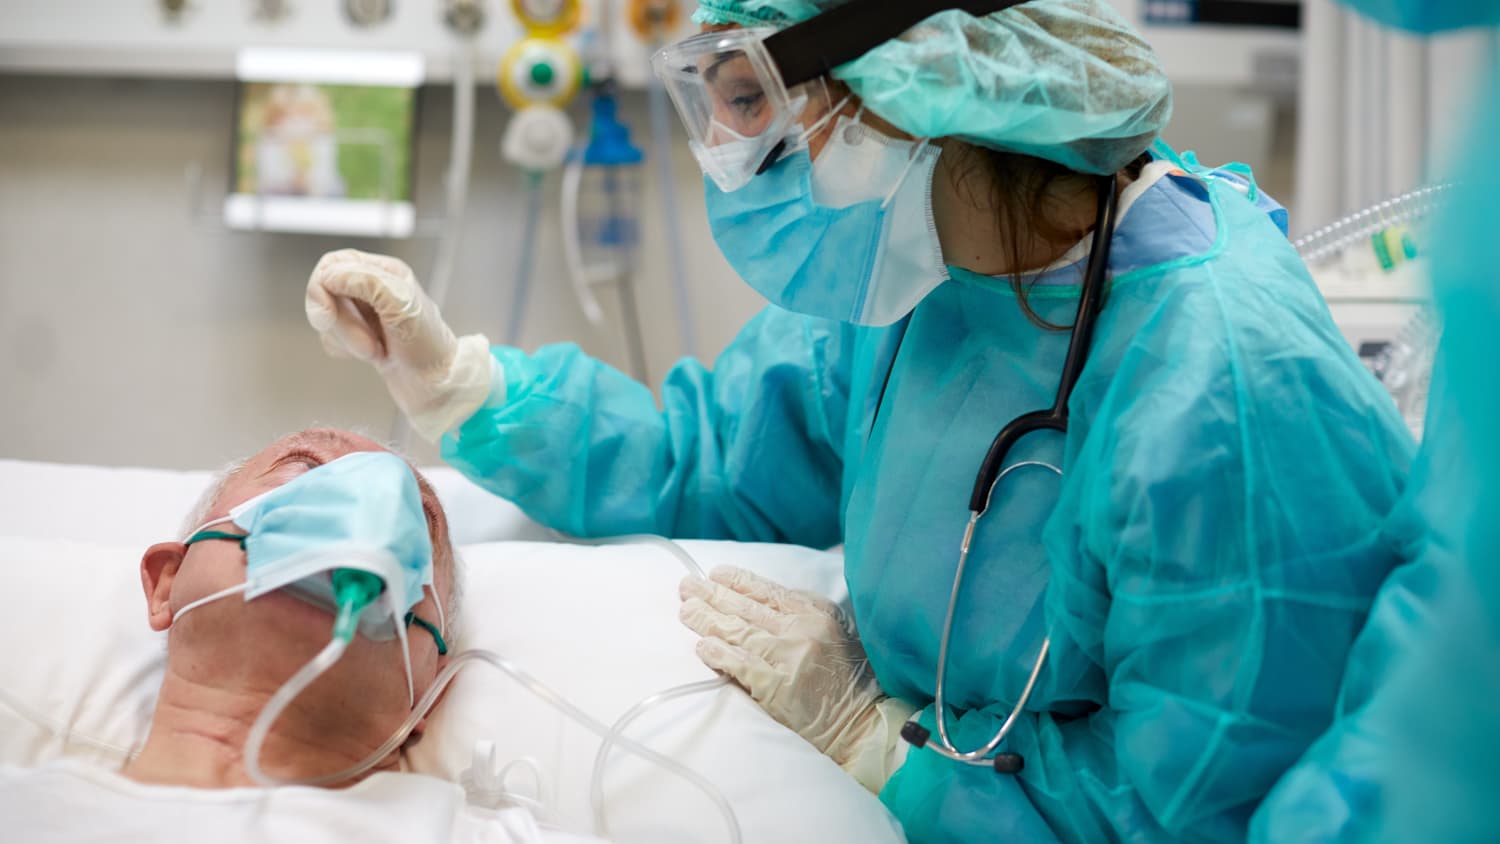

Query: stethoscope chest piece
left=899, top=722, right=1028, bottom=773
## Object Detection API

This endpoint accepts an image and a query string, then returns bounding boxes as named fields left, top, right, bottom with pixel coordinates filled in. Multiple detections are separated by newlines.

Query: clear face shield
left=652, top=27, right=832, bottom=192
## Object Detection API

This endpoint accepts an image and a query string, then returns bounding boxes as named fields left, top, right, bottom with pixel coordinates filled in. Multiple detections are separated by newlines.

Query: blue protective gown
left=1246, top=364, right=1469, bottom=844
left=1249, top=48, right=1500, bottom=844
left=442, top=157, right=1416, bottom=842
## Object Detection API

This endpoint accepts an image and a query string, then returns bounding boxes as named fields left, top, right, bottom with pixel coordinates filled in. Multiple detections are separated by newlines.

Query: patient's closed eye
left=273, top=450, right=324, bottom=475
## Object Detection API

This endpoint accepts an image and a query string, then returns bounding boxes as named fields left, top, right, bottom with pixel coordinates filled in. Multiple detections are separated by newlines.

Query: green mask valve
left=331, top=569, right=385, bottom=642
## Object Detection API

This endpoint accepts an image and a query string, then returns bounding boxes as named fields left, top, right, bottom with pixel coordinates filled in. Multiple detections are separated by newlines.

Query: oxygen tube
left=243, top=569, right=390, bottom=787
left=241, top=540, right=742, bottom=844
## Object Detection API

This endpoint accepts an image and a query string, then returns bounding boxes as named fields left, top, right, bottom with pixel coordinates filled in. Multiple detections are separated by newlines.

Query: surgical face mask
left=704, top=112, right=947, bottom=326
left=691, top=133, right=766, bottom=187
left=175, top=451, right=447, bottom=700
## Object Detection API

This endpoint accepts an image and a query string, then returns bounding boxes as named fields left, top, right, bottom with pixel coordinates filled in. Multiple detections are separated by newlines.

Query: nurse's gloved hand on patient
left=680, top=566, right=916, bottom=794
left=305, top=249, right=497, bottom=443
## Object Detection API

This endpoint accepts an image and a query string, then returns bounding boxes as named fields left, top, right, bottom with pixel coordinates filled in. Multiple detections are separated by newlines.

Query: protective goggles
left=650, top=0, right=1028, bottom=192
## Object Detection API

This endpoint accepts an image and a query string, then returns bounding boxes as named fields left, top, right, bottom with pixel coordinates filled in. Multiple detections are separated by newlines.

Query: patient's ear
left=141, top=542, right=187, bottom=632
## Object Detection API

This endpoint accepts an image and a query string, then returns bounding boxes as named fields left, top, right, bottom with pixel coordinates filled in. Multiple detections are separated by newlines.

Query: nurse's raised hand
left=306, top=249, right=496, bottom=443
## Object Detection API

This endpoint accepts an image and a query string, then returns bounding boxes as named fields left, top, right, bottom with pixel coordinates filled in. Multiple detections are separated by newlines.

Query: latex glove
left=679, top=566, right=915, bottom=793
left=306, top=249, right=497, bottom=442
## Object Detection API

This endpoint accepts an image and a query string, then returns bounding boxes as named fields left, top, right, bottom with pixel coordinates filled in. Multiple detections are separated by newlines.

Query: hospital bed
left=0, top=458, right=905, bottom=844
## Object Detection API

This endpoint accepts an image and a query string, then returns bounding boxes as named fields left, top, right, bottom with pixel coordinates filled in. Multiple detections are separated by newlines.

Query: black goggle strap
left=764, top=0, right=1033, bottom=89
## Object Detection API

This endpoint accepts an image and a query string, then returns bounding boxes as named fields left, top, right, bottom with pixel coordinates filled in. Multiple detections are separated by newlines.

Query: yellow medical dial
left=498, top=37, right=582, bottom=109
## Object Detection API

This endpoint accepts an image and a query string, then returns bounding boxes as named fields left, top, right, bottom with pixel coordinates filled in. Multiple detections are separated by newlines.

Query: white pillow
left=0, top=534, right=904, bottom=844
left=0, top=536, right=162, bottom=767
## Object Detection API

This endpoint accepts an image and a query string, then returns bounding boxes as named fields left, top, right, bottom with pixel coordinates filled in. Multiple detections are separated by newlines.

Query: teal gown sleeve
left=440, top=307, right=854, bottom=543
left=1251, top=59, right=1500, bottom=844
left=1246, top=363, right=1462, bottom=844
left=882, top=258, right=1413, bottom=843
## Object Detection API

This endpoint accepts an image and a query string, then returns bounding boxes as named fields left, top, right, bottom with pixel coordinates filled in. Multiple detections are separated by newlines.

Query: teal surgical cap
left=693, top=0, right=1174, bottom=175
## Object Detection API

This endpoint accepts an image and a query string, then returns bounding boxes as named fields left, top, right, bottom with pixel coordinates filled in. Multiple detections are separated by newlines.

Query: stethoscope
left=897, top=175, right=1120, bottom=774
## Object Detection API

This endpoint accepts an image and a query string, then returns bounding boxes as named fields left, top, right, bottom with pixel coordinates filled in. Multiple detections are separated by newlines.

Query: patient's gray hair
left=178, top=445, right=464, bottom=647
left=180, top=458, right=248, bottom=540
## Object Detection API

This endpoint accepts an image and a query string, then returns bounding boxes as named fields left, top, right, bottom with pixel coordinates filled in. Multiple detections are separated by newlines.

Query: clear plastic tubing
left=245, top=602, right=356, bottom=787
left=576, top=534, right=736, bottom=842
left=648, top=79, right=697, bottom=359
left=251, top=534, right=740, bottom=843
left=589, top=678, right=731, bottom=841
left=505, top=172, right=545, bottom=347
left=1294, top=183, right=1453, bottom=264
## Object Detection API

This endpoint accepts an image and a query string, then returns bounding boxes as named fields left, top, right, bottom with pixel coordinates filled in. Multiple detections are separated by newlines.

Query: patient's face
left=147, top=428, right=456, bottom=735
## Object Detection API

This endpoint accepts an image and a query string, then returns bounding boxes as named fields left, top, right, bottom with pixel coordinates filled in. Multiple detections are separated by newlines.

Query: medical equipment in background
left=897, top=176, right=1120, bottom=774
left=345, top=0, right=396, bottom=28
left=1294, top=183, right=1451, bottom=267
left=391, top=5, right=490, bottom=451
left=1371, top=307, right=1441, bottom=439
left=1297, top=185, right=1453, bottom=439
left=5, top=0, right=698, bottom=339
left=497, top=1, right=584, bottom=351
left=2, top=2, right=694, bottom=84
left=557, top=0, right=671, bottom=382
left=632, top=0, right=698, bottom=359
left=562, top=88, right=651, bottom=380
left=497, top=0, right=695, bottom=376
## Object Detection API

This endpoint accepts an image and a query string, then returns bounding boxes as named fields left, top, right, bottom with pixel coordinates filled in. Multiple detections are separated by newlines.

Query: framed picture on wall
left=224, top=47, right=422, bottom=238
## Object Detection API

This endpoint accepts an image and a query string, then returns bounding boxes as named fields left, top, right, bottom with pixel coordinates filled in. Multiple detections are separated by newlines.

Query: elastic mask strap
left=406, top=611, right=450, bottom=656
left=797, top=96, right=851, bottom=146
left=185, top=530, right=248, bottom=549
left=793, top=85, right=853, bottom=152
left=182, top=513, right=239, bottom=543
left=172, top=583, right=249, bottom=626
left=173, top=526, right=252, bottom=625
left=426, top=583, right=448, bottom=640
left=880, top=137, right=933, bottom=210
left=391, top=590, right=415, bottom=707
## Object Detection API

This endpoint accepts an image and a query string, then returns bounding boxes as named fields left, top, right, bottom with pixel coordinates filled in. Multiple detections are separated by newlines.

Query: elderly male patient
left=0, top=428, right=601, bottom=844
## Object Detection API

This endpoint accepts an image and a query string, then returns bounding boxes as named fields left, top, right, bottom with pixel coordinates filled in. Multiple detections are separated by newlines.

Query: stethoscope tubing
left=917, top=174, right=1120, bottom=771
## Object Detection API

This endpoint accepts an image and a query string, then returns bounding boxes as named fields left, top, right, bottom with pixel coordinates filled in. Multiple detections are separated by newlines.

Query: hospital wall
left=0, top=75, right=767, bottom=469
